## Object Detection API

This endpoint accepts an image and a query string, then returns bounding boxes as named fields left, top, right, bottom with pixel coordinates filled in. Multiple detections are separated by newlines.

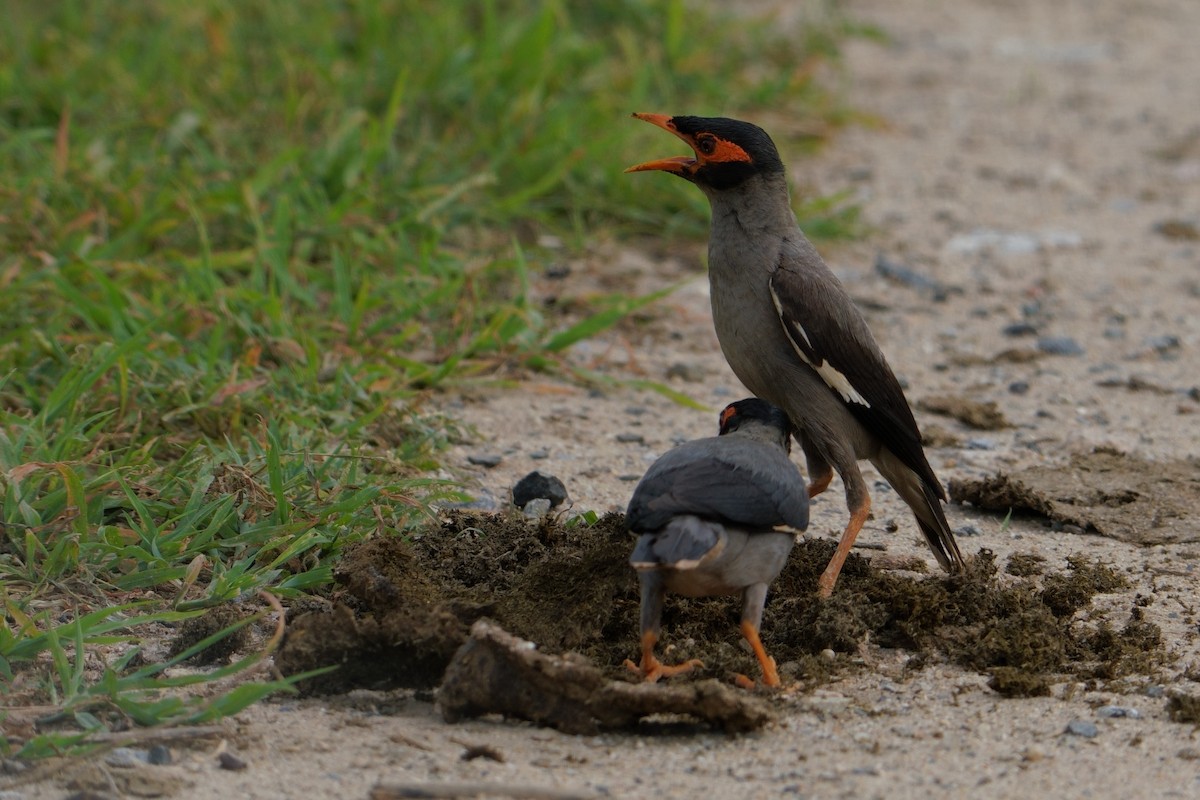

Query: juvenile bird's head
left=625, top=113, right=784, bottom=191
left=718, top=398, right=793, bottom=451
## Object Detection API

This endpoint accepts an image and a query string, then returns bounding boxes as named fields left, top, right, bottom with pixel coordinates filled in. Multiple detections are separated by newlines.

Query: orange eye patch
left=704, top=137, right=752, bottom=165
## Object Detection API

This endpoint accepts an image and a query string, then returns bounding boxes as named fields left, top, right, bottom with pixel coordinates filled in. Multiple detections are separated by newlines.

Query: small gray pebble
left=1038, top=336, right=1084, bottom=356
left=218, top=751, right=248, bottom=771
left=528, top=450, right=548, bottom=460
left=1003, top=322, right=1038, bottom=337
left=1009, top=381, right=1030, bottom=395
left=624, top=406, right=648, bottom=416
left=712, top=386, right=732, bottom=397
left=522, top=498, right=552, bottom=519
left=0, top=760, right=26, bottom=775
left=467, top=454, right=502, bottom=468
left=1065, top=719, right=1099, bottom=738
left=1103, top=326, right=1125, bottom=340
left=1143, top=685, right=1166, bottom=698
left=966, top=438, right=995, bottom=450
left=956, top=524, right=982, bottom=537
left=1097, top=705, right=1140, bottom=719
left=874, top=254, right=943, bottom=293
left=147, top=744, right=172, bottom=765
left=618, top=474, right=641, bottom=482
left=1146, top=334, right=1181, bottom=354
left=665, top=362, right=706, bottom=382
left=615, top=433, right=644, bottom=444
left=105, top=747, right=146, bottom=767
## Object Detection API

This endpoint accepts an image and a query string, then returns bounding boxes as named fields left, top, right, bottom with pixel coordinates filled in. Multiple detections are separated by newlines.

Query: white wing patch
left=771, top=284, right=872, bottom=408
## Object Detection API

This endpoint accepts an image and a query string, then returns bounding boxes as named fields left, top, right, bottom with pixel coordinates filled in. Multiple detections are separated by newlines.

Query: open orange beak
left=625, top=113, right=699, bottom=176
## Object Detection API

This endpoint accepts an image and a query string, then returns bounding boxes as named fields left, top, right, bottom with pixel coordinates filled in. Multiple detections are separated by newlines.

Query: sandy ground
left=8, top=0, right=1200, bottom=797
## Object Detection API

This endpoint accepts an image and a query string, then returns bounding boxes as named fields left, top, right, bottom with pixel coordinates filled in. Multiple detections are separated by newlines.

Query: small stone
left=820, top=649, right=837, bottom=661
left=1096, top=705, right=1140, bottom=719
left=528, top=450, right=548, bottom=460
left=147, top=745, right=172, bottom=765
left=1065, top=719, right=1099, bottom=738
left=617, top=474, right=641, bottom=482
left=511, top=471, right=568, bottom=509
left=522, top=498, right=552, bottom=519
left=665, top=362, right=705, bottom=382
left=217, top=751, right=247, bottom=771
left=543, top=263, right=571, bottom=279
left=966, top=438, right=995, bottom=450
left=105, top=748, right=146, bottom=768
left=1146, top=334, right=1181, bottom=354
left=0, top=760, right=27, bottom=775
left=1177, top=747, right=1200, bottom=760
left=875, top=253, right=944, bottom=295
left=615, top=433, right=645, bottom=444
left=1009, top=381, right=1030, bottom=395
left=1144, top=685, right=1166, bottom=698
left=1038, top=336, right=1085, bottom=356
left=956, top=524, right=982, bottom=537
left=624, top=406, right=648, bottom=416
left=1003, top=322, right=1038, bottom=337
left=467, top=454, right=502, bottom=468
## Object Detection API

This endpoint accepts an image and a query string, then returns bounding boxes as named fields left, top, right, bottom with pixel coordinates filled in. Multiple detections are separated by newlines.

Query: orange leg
left=623, top=631, right=703, bottom=683
left=738, top=620, right=780, bottom=688
left=816, top=494, right=871, bottom=598
left=807, top=466, right=834, bottom=499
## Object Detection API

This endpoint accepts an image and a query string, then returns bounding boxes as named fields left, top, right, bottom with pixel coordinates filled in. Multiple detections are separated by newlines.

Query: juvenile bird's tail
left=630, top=515, right=725, bottom=571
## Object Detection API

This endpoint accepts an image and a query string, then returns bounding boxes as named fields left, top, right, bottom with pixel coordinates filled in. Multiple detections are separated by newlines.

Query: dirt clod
left=440, top=620, right=773, bottom=734
left=167, top=604, right=251, bottom=666
left=1168, top=693, right=1200, bottom=723
left=919, top=394, right=1010, bottom=430
left=274, top=512, right=1172, bottom=727
left=949, top=451, right=1200, bottom=544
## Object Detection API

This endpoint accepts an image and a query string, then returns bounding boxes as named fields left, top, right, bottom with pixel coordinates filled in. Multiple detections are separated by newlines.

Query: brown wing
left=768, top=259, right=944, bottom=499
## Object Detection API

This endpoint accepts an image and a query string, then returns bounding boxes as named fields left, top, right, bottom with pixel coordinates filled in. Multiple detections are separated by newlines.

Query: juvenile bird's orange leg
left=817, top=494, right=871, bottom=598
left=737, top=620, right=780, bottom=688
left=624, top=631, right=703, bottom=682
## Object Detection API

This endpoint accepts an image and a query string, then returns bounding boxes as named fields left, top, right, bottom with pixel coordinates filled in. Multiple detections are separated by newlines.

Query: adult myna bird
left=627, top=113, right=965, bottom=597
left=625, top=398, right=808, bottom=687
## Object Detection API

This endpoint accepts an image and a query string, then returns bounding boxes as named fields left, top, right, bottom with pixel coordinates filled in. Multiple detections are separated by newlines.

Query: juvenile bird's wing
left=769, top=248, right=944, bottom=498
left=626, top=437, right=808, bottom=532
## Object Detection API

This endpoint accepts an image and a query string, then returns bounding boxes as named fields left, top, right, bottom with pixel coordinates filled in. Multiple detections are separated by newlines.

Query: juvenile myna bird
left=625, top=398, right=808, bottom=687
left=627, top=114, right=965, bottom=597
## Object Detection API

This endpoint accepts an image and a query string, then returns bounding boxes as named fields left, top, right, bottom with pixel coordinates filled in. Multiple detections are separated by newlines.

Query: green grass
left=0, top=0, right=859, bottom=756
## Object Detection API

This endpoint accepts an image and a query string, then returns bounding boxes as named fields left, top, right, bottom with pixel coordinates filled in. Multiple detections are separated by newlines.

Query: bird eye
left=697, top=135, right=717, bottom=156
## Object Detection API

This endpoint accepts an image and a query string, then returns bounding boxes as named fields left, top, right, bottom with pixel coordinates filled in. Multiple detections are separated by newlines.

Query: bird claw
left=733, top=673, right=757, bottom=690
left=624, top=657, right=704, bottom=683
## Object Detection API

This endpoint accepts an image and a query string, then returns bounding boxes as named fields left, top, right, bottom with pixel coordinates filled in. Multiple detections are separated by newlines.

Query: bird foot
left=624, top=656, right=704, bottom=683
